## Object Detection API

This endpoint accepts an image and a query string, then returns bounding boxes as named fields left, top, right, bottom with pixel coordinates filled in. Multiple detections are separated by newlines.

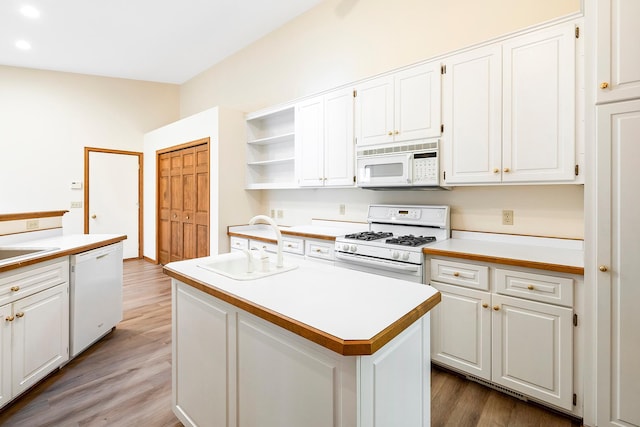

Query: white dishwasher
left=70, top=241, right=123, bottom=357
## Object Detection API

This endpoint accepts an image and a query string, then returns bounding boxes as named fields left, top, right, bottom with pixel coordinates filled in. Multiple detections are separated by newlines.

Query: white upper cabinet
left=502, top=22, right=577, bottom=183
left=596, top=0, right=640, bottom=104
left=296, top=88, right=355, bottom=187
left=355, top=62, right=441, bottom=147
left=442, top=45, right=502, bottom=184
left=442, top=21, right=578, bottom=185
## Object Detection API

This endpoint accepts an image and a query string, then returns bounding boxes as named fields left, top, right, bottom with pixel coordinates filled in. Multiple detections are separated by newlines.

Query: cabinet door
left=324, top=88, right=355, bottom=187
left=596, top=0, right=640, bottom=103
left=596, top=100, right=640, bottom=427
left=394, top=62, right=442, bottom=142
left=442, top=45, right=502, bottom=184
left=0, top=304, right=11, bottom=409
left=491, top=294, right=573, bottom=410
left=430, top=281, right=491, bottom=380
left=12, top=283, right=69, bottom=397
left=355, top=76, right=394, bottom=146
left=173, top=282, right=233, bottom=427
left=296, top=96, right=325, bottom=187
left=502, top=23, right=576, bottom=183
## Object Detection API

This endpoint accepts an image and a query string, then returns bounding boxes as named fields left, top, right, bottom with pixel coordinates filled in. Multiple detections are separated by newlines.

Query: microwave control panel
left=413, top=153, right=438, bottom=185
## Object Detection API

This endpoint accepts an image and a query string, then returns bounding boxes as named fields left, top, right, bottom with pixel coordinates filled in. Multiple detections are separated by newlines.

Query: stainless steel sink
left=0, top=247, right=59, bottom=263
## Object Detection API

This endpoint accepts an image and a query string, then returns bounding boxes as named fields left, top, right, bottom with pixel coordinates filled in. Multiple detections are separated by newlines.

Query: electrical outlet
left=270, top=209, right=275, bottom=218
left=339, top=204, right=346, bottom=215
left=26, top=219, right=39, bottom=230
left=71, top=201, right=82, bottom=208
left=277, top=210, right=284, bottom=219
left=502, top=210, right=514, bottom=225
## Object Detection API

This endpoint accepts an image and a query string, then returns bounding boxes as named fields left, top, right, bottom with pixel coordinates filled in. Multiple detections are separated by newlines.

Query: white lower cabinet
left=172, top=280, right=430, bottom=427
left=0, top=258, right=70, bottom=409
left=429, top=257, right=578, bottom=414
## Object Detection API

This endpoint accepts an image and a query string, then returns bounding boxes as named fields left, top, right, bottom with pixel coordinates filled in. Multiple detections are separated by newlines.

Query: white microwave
left=356, top=140, right=444, bottom=189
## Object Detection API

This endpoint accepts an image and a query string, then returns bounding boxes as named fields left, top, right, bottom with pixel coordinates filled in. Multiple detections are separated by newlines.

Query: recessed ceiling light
left=20, top=5, right=40, bottom=19
left=16, top=40, right=32, bottom=50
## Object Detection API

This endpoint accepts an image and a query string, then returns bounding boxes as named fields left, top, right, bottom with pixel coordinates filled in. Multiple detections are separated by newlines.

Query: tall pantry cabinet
left=593, top=0, right=640, bottom=425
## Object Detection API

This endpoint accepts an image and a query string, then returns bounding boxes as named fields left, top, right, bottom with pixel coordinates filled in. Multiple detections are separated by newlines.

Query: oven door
left=334, top=252, right=423, bottom=283
left=357, top=153, right=412, bottom=187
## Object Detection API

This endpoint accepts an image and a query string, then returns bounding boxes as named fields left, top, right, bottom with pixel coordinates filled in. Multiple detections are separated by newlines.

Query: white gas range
left=334, top=204, right=450, bottom=283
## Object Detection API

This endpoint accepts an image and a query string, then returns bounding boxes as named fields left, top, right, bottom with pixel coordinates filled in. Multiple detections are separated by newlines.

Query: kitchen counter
left=228, top=220, right=368, bottom=243
left=423, top=231, right=584, bottom=275
left=165, top=253, right=439, bottom=427
left=164, top=255, right=440, bottom=355
left=0, top=234, right=127, bottom=272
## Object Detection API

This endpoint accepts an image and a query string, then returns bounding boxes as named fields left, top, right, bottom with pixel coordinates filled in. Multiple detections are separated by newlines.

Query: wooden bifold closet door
left=158, top=140, right=210, bottom=265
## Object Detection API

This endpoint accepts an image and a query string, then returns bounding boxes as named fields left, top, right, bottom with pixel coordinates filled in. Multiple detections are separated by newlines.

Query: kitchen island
left=163, top=254, right=441, bottom=427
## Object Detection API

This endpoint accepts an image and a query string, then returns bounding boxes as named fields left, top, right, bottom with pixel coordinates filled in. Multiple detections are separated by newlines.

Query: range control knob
left=342, top=243, right=350, bottom=251
left=402, top=252, right=410, bottom=261
left=392, top=250, right=400, bottom=259
left=350, top=244, right=357, bottom=252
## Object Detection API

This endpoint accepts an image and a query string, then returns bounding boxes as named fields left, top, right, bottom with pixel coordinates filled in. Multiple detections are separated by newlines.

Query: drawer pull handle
left=599, top=265, right=608, bottom=272
left=10, top=286, right=20, bottom=292
left=482, top=303, right=489, bottom=309
left=5, top=316, right=14, bottom=322
left=15, top=312, right=24, bottom=318
left=493, top=305, right=500, bottom=311
left=453, top=272, right=460, bottom=277
left=503, top=168, right=510, bottom=173
left=600, top=82, right=609, bottom=89
left=527, top=285, right=535, bottom=290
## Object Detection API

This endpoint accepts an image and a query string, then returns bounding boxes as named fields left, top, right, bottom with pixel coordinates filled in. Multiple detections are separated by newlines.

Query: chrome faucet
left=248, top=215, right=283, bottom=268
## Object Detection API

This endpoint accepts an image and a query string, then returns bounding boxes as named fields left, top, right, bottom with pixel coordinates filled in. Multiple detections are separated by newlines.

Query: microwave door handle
left=405, top=153, right=413, bottom=184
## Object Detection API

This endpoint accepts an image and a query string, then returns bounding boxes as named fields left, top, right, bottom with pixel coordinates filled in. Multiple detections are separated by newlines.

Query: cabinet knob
left=600, top=82, right=609, bottom=89
left=5, top=316, right=14, bottom=322
left=493, top=168, right=500, bottom=174
left=91, top=214, right=97, bottom=219
left=394, top=130, right=399, bottom=135
left=599, top=265, right=608, bottom=272
left=493, top=305, right=500, bottom=311
left=172, top=214, right=177, bottom=219
left=482, top=303, right=489, bottom=309
left=503, top=168, right=510, bottom=173
left=527, top=285, right=535, bottom=290
left=185, top=215, right=190, bottom=220
left=10, top=286, right=20, bottom=292
left=453, top=272, right=460, bottom=277
left=388, top=131, right=393, bottom=136
left=15, top=312, right=24, bottom=318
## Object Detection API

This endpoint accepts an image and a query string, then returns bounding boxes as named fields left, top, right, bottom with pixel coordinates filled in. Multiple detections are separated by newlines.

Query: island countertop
left=163, top=256, right=441, bottom=356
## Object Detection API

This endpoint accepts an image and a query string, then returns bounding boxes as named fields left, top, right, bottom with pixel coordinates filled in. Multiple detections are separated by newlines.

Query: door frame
left=155, top=137, right=210, bottom=264
left=84, top=147, right=144, bottom=258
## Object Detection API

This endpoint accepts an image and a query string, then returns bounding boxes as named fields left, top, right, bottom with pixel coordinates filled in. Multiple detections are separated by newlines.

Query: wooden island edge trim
left=163, top=266, right=440, bottom=356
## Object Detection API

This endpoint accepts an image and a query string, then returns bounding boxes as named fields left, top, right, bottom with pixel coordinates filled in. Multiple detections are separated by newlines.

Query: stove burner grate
left=344, top=231, right=393, bottom=241
left=385, top=235, right=437, bottom=247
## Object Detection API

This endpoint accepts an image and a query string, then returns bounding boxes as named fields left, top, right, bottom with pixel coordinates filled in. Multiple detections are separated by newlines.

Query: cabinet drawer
left=230, top=237, right=249, bottom=251
left=282, top=237, right=304, bottom=255
left=430, top=259, right=489, bottom=290
left=0, top=258, right=69, bottom=306
left=495, top=268, right=573, bottom=307
left=305, top=240, right=334, bottom=261
left=249, top=239, right=276, bottom=254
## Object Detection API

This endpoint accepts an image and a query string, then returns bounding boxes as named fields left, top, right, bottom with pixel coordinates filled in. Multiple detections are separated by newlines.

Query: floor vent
left=465, top=375, right=528, bottom=402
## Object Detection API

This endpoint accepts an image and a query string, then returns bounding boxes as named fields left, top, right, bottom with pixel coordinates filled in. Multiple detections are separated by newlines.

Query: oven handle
left=335, top=252, right=420, bottom=273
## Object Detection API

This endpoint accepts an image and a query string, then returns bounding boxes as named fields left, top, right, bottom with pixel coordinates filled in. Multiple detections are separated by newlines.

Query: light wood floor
left=0, top=259, right=583, bottom=426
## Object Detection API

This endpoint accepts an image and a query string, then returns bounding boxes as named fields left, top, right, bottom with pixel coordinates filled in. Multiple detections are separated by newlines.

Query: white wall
left=179, top=0, right=585, bottom=239
left=0, top=65, right=179, bottom=234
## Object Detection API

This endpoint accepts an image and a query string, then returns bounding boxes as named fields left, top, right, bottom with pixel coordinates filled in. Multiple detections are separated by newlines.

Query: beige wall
left=0, top=65, right=180, bottom=235
left=180, top=0, right=584, bottom=239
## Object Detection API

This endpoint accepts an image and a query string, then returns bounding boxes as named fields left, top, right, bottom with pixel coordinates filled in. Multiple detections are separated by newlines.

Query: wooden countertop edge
left=228, top=230, right=336, bottom=243
left=162, top=266, right=441, bottom=356
left=422, top=248, right=584, bottom=276
left=0, top=210, right=69, bottom=221
left=0, top=235, right=127, bottom=273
